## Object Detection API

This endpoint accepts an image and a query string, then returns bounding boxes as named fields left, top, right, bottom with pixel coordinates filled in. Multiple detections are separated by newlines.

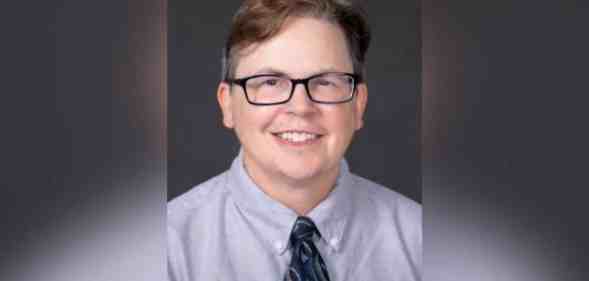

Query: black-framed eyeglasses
left=225, top=72, right=362, bottom=106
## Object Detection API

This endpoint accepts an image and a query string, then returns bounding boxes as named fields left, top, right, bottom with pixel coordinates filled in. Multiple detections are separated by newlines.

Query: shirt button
left=330, top=238, right=339, bottom=247
left=274, top=241, right=283, bottom=250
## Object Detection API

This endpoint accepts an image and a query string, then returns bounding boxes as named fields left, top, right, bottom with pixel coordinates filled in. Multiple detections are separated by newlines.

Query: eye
left=262, top=78, right=280, bottom=86
left=247, top=76, right=286, bottom=89
left=315, top=78, right=334, bottom=87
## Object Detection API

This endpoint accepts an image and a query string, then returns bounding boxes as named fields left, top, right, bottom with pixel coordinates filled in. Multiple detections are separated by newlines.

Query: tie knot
left=289, top=216, right=320, bottom=244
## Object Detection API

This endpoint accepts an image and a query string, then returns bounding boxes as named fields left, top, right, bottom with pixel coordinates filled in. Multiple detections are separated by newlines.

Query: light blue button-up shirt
left=168, top=152, right=421, bottom=281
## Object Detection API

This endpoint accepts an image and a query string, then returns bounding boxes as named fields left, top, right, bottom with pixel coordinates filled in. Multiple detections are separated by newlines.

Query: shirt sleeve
left=168, top=225, right=188, bottom=281
left=399, top=198, right=422, bottom=281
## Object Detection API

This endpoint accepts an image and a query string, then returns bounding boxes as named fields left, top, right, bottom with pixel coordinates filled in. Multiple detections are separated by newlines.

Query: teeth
left=277, top=132, right=318, bottom=143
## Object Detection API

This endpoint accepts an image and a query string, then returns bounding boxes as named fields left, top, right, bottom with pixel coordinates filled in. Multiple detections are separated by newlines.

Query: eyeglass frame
left=224, top=72, right=363, bottom=106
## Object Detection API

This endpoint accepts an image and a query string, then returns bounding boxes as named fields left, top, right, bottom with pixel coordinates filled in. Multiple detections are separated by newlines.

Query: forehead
left=234, top=17, right=353, bottom=77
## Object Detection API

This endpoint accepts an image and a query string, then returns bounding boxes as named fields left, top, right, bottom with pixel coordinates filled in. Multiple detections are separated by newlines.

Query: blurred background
left=422, top=0, right=589, bottom=280
left=2, top=0, right=166, bottom=280
left=1, top=0, right=588, bottom=280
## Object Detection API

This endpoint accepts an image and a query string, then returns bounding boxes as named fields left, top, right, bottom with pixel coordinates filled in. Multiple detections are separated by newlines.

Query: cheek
left=233, top=104, right=280, bottom=135
left=324, top=108, right=358, bottom=144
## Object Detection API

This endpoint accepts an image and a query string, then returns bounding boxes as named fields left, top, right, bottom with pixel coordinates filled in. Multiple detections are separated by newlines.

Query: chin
left=281, top=165, right=315, bottom=177
left=276, top=162, right=327, bottom=183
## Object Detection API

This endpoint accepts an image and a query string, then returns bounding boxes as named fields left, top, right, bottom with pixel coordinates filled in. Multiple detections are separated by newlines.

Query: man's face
left=218, top=17, right=367, bottom=186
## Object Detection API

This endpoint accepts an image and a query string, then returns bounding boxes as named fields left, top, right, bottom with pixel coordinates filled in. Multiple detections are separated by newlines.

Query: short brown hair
left=221, top=0, right=371, bottom=81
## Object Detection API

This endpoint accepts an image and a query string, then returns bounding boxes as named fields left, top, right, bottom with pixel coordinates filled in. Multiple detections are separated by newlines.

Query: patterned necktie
left=284, top=216, right=331, bottom=281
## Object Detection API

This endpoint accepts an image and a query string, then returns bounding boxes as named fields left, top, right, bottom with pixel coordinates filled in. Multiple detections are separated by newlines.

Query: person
left=167, top=0, right=421, bottom=280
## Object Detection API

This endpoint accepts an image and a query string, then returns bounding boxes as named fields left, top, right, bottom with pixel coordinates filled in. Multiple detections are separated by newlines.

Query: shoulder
left=350, top=173, right=421, bottom=218
left=349, top=174, right=422, bottom=273
left=167, top=171, right=230, bottom=229
left=167, top=172, right=233, bottom=281
left=349, top=173, right=422, bottom=241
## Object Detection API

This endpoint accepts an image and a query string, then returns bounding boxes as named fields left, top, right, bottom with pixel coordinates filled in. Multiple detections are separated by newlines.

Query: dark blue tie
left=284, top=216, right=331, bottom=281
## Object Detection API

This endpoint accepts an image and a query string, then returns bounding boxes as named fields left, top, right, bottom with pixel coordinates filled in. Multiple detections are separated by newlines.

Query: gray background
left=168, top=0, right=421, bottom=202
left=423, top=0, right=589, bottom=280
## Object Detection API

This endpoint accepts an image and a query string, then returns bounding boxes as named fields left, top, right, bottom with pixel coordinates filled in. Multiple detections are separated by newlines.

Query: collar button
left=274, top=241, right=284, bottom=250
left=329, top=238, right=339, bottom=247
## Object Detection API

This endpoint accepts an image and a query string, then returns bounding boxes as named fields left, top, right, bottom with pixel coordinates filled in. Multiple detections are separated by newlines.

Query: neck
left=266, top=176, right=336, bottom=215
left=243, top=160, right=339, bottom=216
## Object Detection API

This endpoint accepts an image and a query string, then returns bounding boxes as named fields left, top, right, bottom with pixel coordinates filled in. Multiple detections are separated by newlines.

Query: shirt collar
left=227, top=150, right=354, bottom=255
left=306, top=159, right=353, bottom=253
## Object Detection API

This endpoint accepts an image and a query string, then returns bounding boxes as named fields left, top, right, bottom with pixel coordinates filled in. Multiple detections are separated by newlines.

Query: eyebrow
left=250, top=66, right=349, bottom=78
left=252, top=67, right=289, bottom=76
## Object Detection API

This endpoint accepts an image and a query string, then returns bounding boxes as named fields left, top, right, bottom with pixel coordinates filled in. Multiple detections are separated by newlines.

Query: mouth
left=271, top=130, right=324, bottom=145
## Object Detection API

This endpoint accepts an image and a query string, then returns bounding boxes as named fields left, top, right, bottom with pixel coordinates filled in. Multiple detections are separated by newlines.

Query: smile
left=272, top=131, right=323, bottom=144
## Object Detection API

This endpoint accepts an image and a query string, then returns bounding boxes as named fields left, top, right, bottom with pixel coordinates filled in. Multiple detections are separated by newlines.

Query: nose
left=286, top=83, right=317, bottom=115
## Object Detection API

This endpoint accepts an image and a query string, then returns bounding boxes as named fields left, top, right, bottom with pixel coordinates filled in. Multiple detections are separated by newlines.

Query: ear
left=353, top=83, right=368, bottom=130
left=217, top=82, right=235, bottom=128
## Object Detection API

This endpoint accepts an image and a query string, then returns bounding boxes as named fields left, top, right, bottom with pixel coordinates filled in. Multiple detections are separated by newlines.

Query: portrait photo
left=4, top=0, right=589, bottom=281
left=167, top=0, right=421, bottom=280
